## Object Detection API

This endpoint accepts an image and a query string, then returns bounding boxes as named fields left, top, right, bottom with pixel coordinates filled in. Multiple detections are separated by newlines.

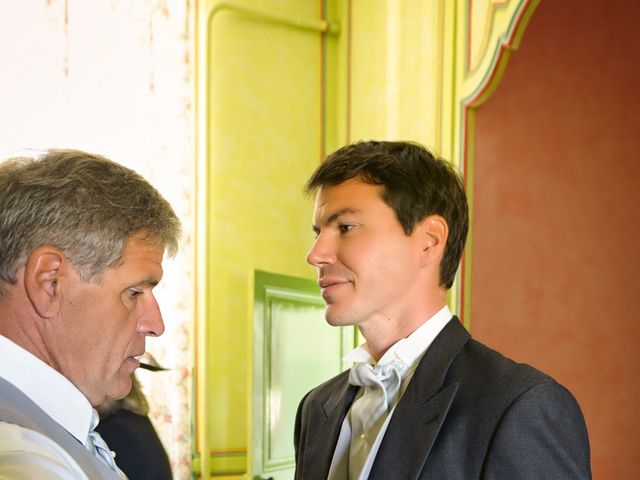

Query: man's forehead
left=313, top=206, right=361, bottom=227
left=314, top=180, right=381, bottom=211
left=107, top=238, right=164, bottom=278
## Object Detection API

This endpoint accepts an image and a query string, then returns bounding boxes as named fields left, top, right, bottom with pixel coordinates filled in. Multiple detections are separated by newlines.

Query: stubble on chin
left=324, top=305, right=354, bottom=327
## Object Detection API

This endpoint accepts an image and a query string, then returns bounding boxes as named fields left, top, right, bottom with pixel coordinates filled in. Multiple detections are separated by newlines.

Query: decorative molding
left=467, top=0, right=509, bottom=73
left=463, top=0, right=538, bottom=107
left=456, top=0, right=541, bottom=328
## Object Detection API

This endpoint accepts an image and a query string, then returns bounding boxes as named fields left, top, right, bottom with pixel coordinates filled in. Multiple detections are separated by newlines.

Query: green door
left=251, top=270, right=355, bottom=480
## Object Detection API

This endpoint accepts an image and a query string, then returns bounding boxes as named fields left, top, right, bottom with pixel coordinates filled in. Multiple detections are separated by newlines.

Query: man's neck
left=0, top=304, right=57, bottom=372
left=360, top=301, right=448, bottom=362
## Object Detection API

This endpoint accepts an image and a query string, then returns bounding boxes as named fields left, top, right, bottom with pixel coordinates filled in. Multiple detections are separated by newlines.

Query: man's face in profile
left=306, top=178, right=426, bottom=331
left=51, top=236, right=166, bottom=406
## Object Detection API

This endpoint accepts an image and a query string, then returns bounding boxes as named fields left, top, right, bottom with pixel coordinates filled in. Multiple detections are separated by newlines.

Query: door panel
left=251, top=270, right=354, bottom=480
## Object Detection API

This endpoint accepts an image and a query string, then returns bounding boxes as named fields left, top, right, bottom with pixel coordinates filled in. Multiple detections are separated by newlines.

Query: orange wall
left=471, top=1, right=640, bottom=478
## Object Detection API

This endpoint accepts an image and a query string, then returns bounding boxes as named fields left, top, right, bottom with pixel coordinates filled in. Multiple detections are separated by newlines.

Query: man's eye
left=338, top=224, right=354, bottom=234
left=128, top=289, right=143, bottom=298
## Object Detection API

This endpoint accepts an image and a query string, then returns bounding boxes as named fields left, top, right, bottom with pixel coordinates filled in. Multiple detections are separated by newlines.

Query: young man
left=294, top=141, right=591, bottom=479
left=0, top=149, right=181, bottom=479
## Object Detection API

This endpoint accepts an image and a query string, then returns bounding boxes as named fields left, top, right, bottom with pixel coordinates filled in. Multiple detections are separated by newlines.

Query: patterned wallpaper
left=0, top=1, right=194, bottom=477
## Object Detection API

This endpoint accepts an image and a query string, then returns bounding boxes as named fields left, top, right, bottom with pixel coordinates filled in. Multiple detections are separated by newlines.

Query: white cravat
left=347, top=357, right=409, bottom=479
left=327, top=306, right=453, bottom=480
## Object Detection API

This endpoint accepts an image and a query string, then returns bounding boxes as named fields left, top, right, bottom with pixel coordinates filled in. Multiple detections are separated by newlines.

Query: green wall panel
left=251, top=270, right=354, bottom=479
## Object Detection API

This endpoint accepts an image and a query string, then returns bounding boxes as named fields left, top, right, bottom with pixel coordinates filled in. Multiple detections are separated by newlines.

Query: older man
left=0, top=149, right=180, bottom=479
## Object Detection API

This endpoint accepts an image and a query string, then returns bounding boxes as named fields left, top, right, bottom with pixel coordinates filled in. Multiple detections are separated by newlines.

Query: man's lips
left=128, top=352, right=145, bottom=366
left=124, top=356, right=141, bottom=371
left=318, top=278, right=349, bottom=300
left=318, top=277, right=349, bottom=288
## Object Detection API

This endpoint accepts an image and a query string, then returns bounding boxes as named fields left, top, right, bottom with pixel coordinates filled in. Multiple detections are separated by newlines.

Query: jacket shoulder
left=445, top=336, right=585, bottom=428
left=300, top=369, right=351, bottom=407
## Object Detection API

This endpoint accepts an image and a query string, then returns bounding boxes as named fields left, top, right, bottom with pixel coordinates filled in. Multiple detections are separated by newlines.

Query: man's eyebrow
left=132, top=277, right=160, bottom=288
left=312, top=208, right=359, bottom=233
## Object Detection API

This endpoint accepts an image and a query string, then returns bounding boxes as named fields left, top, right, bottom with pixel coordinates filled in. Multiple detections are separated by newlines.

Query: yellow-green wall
left=349, top=0, right=443, bottom=147
left=195, top=0, right=531, bottom=477
left=197, top=0, right=336, bottom=476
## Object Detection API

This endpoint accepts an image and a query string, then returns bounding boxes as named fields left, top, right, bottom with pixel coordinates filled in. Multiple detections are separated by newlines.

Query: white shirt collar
left=344, top=305, right=453, bottom=371
left=0, top=334, right=94, bottom=445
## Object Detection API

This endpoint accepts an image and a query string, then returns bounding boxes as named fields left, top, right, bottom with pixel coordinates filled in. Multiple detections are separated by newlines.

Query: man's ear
left=417, top=215, right=449, bottom=268
left=24, top=247, right=65, bottom=318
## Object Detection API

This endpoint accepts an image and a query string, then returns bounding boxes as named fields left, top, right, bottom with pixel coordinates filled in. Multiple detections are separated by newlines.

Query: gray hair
left=0, top=149, right=181, bottom=298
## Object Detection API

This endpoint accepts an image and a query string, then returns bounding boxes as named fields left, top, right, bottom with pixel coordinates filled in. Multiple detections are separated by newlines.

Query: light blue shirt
left=0, top=334, right=93, bottom=479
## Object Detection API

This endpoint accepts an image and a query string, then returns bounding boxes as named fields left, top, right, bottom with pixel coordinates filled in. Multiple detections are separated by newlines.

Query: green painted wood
left=251, top=270, right=355, bottom=480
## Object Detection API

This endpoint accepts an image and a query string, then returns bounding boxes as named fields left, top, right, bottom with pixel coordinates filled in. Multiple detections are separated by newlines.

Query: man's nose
left=137, top=294, right=165, bottom=337
left=306, top=234, right=336, bottom=267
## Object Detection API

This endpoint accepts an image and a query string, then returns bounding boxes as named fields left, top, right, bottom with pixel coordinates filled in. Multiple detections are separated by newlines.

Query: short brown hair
left=305, top=140, right=468, bottom=289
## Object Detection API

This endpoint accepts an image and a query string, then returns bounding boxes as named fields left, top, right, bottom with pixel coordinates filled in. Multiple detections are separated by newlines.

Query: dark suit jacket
left=294, top=317, right=591, bottom=479
left=96, top=410, right=172, bottom=480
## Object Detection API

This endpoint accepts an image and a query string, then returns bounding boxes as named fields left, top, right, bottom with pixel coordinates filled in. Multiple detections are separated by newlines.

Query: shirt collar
left=0, top=334, right=94, bottom=445
left=344, top=305, right=453, bottom=371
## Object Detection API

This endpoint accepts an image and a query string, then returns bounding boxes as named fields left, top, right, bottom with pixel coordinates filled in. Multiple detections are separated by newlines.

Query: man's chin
left=81, top=369, right=134, bottom=407
left=104, top=374, right=134, bottom=402
left=324, top=307, right=354, bottom=327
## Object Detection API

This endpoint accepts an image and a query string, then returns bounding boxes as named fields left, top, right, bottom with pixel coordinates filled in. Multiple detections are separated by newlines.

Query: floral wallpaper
left=0, top=1, right=195, bottom=477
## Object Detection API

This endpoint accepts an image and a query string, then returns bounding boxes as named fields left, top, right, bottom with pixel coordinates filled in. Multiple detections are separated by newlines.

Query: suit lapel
left=301, top=372, right=358, bottom=480
left=370, top=318, right=470, bottom=479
